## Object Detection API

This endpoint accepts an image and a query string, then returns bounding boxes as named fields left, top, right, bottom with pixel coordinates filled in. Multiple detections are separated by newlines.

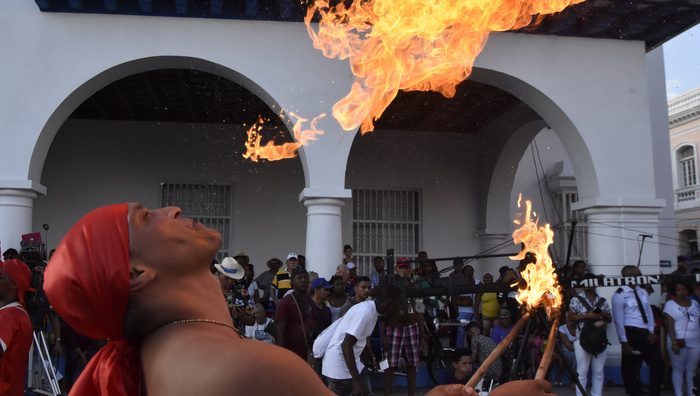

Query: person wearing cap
left=310, top=277, right=334, bottom=337
left=271, top=253, right=300, bottom=305
left=380, top=258, right=425, bottom=396
left=0, top=259, right=34, bottom=396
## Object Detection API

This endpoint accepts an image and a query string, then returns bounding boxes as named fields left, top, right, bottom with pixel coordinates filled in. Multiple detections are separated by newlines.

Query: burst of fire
left=511, top=195, right=562, bottom=316
left=242, top=112, right=326, bottom=162
left=305, top=0, right=583, bottom=134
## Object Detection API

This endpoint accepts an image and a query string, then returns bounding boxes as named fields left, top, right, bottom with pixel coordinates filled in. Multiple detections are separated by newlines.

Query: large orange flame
left=242, top=112, right=326, bottom=162
left=305, top=0, right=583, bottom=134
left=511, top=195, right=562, bottom=316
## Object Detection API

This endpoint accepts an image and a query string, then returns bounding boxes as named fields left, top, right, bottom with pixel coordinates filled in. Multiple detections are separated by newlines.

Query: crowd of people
left=1, top=205, right=699, bottom=396
left=209, top=246, right=700, bottom=396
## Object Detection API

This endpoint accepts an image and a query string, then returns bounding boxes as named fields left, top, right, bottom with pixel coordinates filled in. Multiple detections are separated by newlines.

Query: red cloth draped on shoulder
left=44, top=204, right=141, bottom=396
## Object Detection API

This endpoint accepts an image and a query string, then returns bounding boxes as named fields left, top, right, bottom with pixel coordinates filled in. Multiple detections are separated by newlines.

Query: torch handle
left=534, top=316, right=561, bottom=380
left=465, top=316, right=528, bottom=390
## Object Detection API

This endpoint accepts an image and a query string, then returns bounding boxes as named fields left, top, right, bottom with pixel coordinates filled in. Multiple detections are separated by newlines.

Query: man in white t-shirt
left=322, top=285, right=401, bottom=396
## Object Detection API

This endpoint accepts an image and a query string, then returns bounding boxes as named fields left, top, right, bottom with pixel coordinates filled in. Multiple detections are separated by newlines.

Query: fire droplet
left=242, top=113, right=326, bottom=162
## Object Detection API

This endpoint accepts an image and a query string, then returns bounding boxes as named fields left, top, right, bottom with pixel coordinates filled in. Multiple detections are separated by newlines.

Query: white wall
left=33, top=119, right=308, bottom=274
left=646, top=47, right=678, bottom=269
left=344, top=130, right=482, bottom=272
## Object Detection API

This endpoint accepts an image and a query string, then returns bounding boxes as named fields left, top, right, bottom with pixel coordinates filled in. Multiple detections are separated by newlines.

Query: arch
left=470, top=67, right=598, bottom=202
left=483, top=118, right=548, bottom=235
left=28, top=56, right=306, bottom=186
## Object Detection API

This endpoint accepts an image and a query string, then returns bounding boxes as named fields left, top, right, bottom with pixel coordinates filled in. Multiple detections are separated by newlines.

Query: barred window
left=161, top=183, right=232, bottom=262
left=352, top=189, right=421, bottom=274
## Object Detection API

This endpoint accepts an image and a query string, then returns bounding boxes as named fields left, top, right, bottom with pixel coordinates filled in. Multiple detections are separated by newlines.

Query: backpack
left=575, top=295, right=610, bottom=356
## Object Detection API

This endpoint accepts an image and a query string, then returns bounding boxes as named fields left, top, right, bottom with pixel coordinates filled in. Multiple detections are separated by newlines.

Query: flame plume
left=511, top=195, right=562, bottom=316
left=243, top=112, right=326, bottom=162
left=305, top=0, right=583, bottom=134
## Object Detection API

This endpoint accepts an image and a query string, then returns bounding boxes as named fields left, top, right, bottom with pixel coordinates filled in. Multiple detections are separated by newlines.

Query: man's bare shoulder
left=214, top=339, right=333, bottom=395
left=149, top=334, right=332, bottom=396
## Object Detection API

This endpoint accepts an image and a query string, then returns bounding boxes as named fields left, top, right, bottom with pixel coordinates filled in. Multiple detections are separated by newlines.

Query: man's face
left=355, top=281, right=371, bottom=300
left=292, top=272, right=309, bottom=292
left=219, top=274, right=235, bottom=291
left=269, top=260, right=282, bottom=272
left=676, top=283, right=689, bottom=298
left=320, top=287, right=331, bottom=299
left=499, top=312, right=512, bottom=327
left=574, top=262, right=587, bottom=277
left=463, top=265, right=474, bottom=279
left=483, top=273, right=493, bottom=284
left=287, top=259, right=298, bottom=271
left=623, top=267, right=641, bottom=278
left=333, top=278, right=346, bottom=294
left=377, top=296, right=400, bottom=319
left=374, top=258, right=385, bottom=272
left=397, top=266, right=409, bottom=277
left=244, top=265, right=254, bottom=280
left=128, top=203, right=222, bottom=277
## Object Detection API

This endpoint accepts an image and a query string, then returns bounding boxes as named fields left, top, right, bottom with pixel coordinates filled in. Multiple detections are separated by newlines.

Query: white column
left=579, top=204, right=664, bottom=368
left=0, top=189, right=37, bottom=252
left=582, top=205, right=664, bottom=277
left=303, top=197, right=345, bottom=278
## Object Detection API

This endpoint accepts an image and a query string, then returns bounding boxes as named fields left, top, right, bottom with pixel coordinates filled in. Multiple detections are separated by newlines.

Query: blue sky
left=664, top=23, right=700, bottom=99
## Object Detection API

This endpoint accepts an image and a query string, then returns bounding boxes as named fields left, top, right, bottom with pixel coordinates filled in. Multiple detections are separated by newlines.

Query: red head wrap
left=44, top=204, right=140, bottom=396
left=0, top=259, right=35, bottom=306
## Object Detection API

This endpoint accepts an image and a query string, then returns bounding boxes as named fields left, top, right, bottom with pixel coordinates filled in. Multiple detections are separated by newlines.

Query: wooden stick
left=534, top=315, right=560, bottom=380
left=464, top=315, right=528, bottom=389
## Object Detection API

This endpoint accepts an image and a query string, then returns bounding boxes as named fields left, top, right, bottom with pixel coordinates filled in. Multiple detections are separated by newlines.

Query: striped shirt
left=271, top=268, right=292, bottom=299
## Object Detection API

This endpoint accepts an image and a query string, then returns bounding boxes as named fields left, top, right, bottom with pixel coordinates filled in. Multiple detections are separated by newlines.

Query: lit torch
left=465, top=195, right=562, bottom=389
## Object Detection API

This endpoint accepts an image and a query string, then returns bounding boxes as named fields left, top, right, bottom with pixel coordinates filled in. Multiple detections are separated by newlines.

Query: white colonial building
left=1, top=1, right=697, bottom=369
left=670, top=88, right=700, bottom=260
left=1, top=0, right=692, bottom=276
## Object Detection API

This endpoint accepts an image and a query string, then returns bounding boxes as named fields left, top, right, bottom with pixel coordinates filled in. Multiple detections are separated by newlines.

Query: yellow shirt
left=480, top=292, right=500, bottom=318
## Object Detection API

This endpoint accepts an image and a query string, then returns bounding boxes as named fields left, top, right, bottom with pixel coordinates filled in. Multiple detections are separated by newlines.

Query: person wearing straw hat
left=0, top=259, right=34, bottom=396
left=216, top=257, right=254, bottom=330
left=215, top=256, right=245, bottom=280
